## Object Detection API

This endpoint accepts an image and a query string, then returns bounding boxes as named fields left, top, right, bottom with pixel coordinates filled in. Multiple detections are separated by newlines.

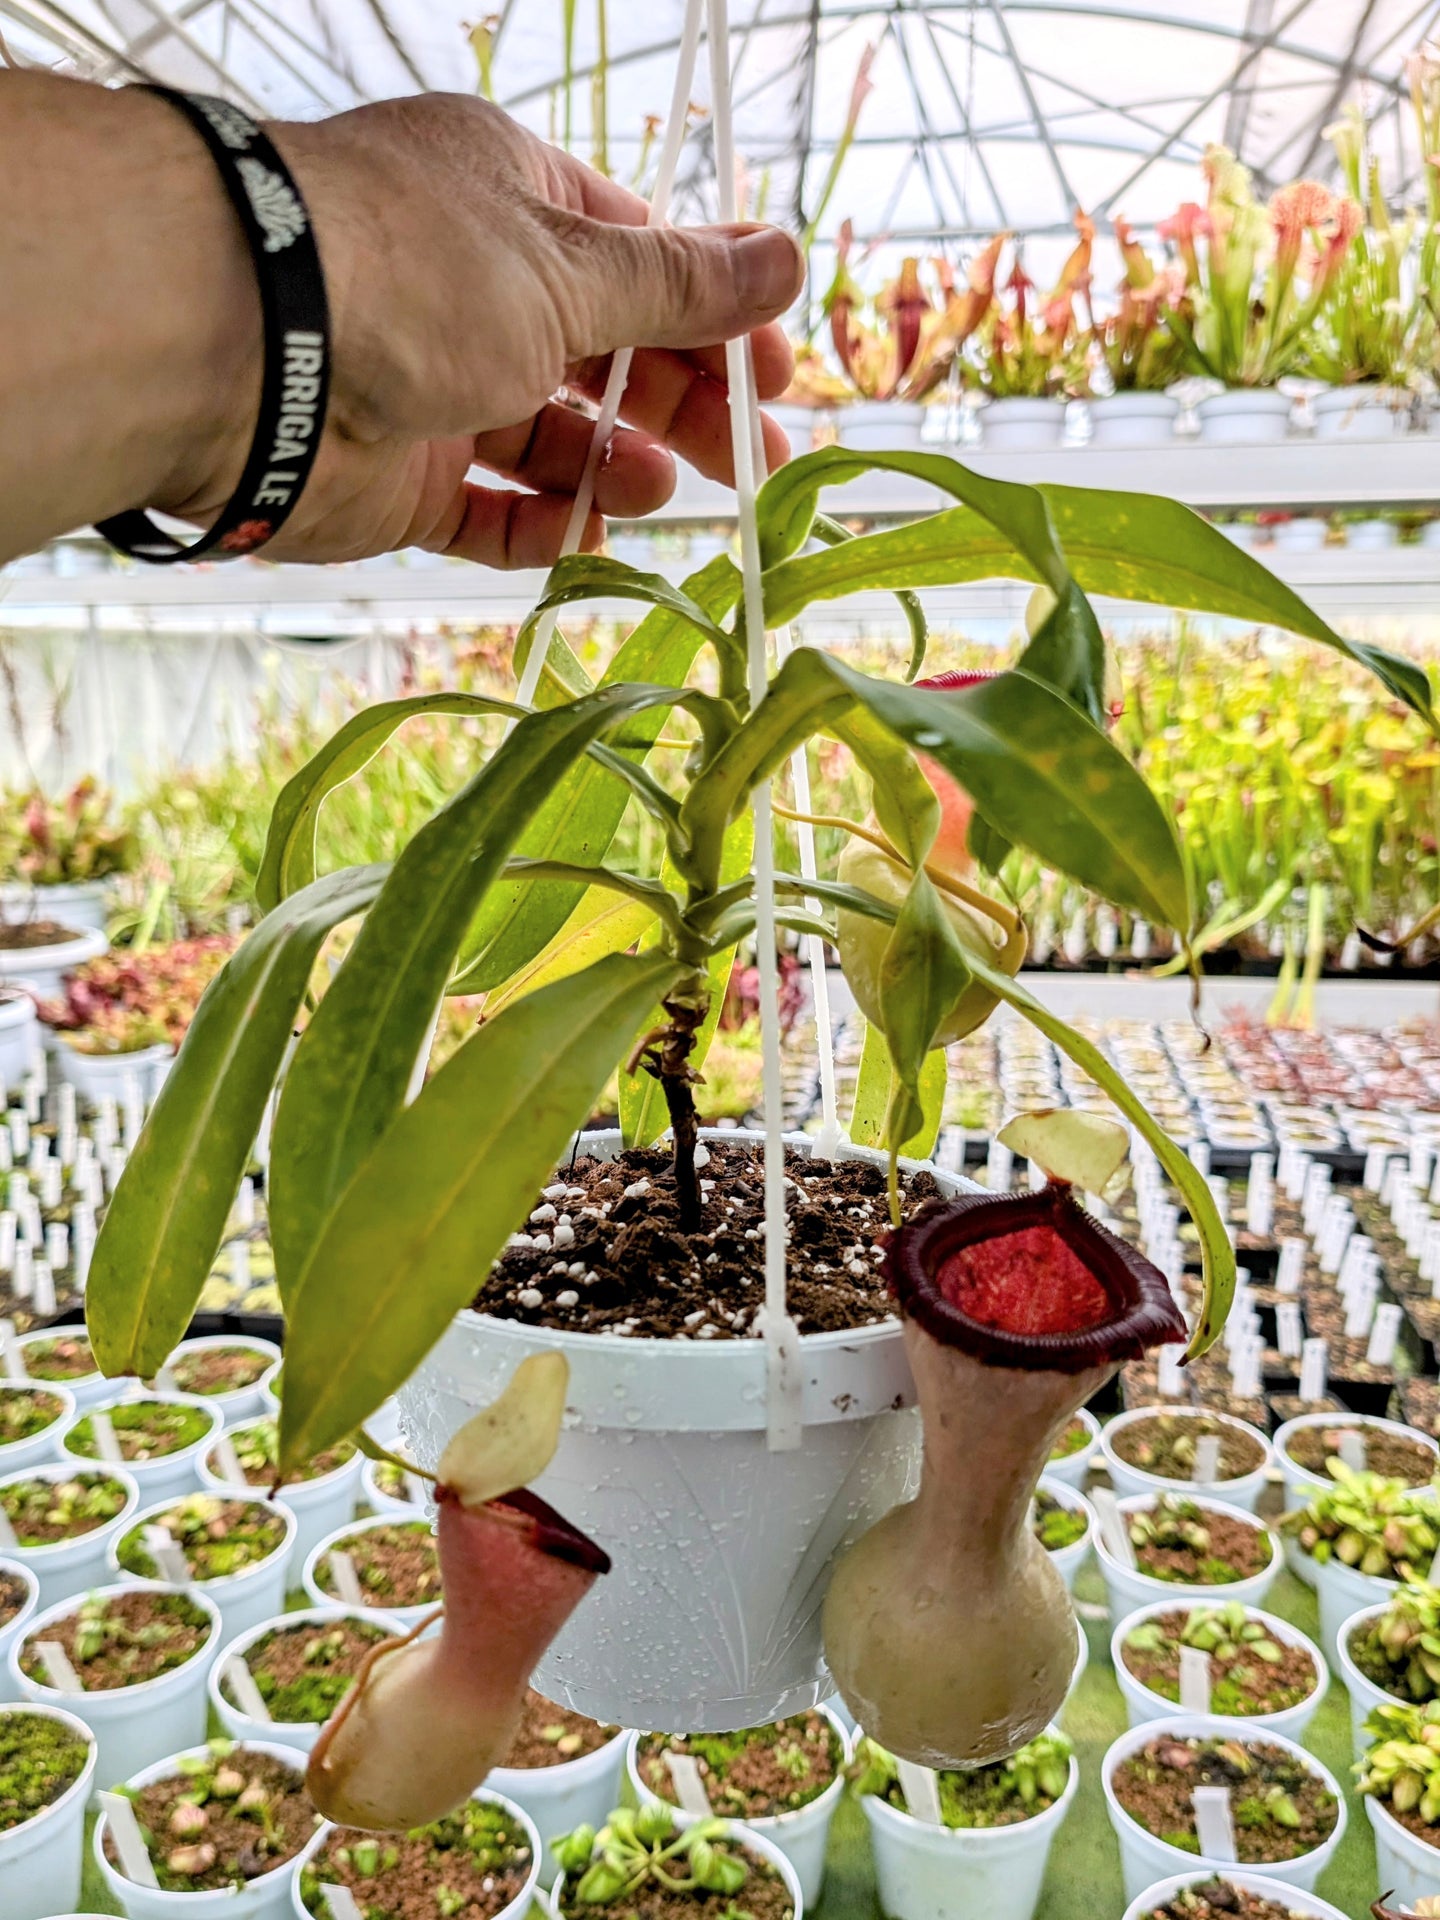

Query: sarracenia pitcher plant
left=82, top=446, right=1433, bottom=1473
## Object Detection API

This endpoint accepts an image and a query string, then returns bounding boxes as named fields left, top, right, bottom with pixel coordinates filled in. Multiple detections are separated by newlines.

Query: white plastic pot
left=1310, top=1549, right=1398, bottom=1666
left=625, top=1704, right=851, bottom=1907
left=1274, top=1412, right=1436, bottom=1513
left=1270, top=517, right=1328, bottom=553
left=1367, top=1792, right=1440, bottom=1910
left=860, top=1751, right=1078, bottom=1920
left=1086, top=392, right=1180, bottom=447
left=300, top=1513, right=439, bottom=1629
left=398, top=1129, right=955, bottom=1730
left=0, top=882, right=110, bottom=935
left=9, top=1579, right=221, bottom=1793
left=294, top=1787, right=543, bottom=1920
left=1100, top=1406, right=1274, bottom=1514
left=770, top=404, right=817, bottom=459
left=0, top=1560, right=38, bottom=1705
left=837, top=400, right=928, bottom=451
left=13, top=1333, right=108, bottom=1413
left=491, top=1725, right=629, bottom=1887
left=1102, top=1713, right=1347, bottom=1901
left=166, top=1335, right=282, bottom=1427
left=1312, top=382, right=1409, bottom=441
left=1043, top=1407, right=1099, bottom=1490
left=207, top=1605, right=404, bottom=1754
left=0, top=1702, right=96, bottom=1920
left=257, top=1358, right=282, bottom=1420
left=555, top=1816, right=801, bottom=1920
left=1119, top=1868, right=1352, bottom=1920
left=1344, top=517, right=1400, bottom=550
left=1109, top=1601, right=1327, bottom=1740
left=0, top=993, right=40, bottom=1089
left=1035, top=1475, right=1094, bottom=1594
left=0, top=1383, right=75, bottom=1475
left=95, top=1738, right=314, bottom=1920
left=1094, top=1495, right=1281, bottom=1625
left=980, top=396, right=1067, bottom=449
left=1334, top=1601, right=1403, bottom=1763
left=0, top=927, right=106, bottom=1002
left=1195, top=388, right=1294, bottom=443
left=49, top=1039, right=172, bottom=1107
left=199, top=1434, right=362, bottom=1571
left=358, top=1455, right=427, bottom=1519
left=0, top=1464, right=140, bottom=1608
left=59, top=1392, right=221, bottom=1508
left=108, top=1495, right=297, bottom=1644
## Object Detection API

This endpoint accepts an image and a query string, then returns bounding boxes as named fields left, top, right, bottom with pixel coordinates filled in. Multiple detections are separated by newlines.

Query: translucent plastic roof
left=9, top=0, right=1440, bottom=263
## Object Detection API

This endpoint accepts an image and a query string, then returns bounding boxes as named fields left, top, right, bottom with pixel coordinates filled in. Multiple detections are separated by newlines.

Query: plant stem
left=655, top=990, right=706, bottom=1231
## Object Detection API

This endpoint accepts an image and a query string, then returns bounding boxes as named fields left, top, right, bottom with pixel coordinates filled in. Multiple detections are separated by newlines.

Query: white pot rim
left=1366, top=1789, right=1440, bottom=1855
left=301, top=1512, right=437, bottom=1613
left=1109, top=1601, right=1328, bottom=1723
left=1119, top=1867, right=1352, bottom=1920
left=0, top=927, right=107, bottom=970
left=555, top=1812, right=802, bottom=1918
left=0, top=1699, right=97, bottom=1836
left=1036, top=1475, right=1096, bottom=1552
left=1093, top=1493, right=1278, bottom=1585
left=111, top=1493, right=297, bottom=1588
left=0, top=1462, right=141, bottom=1558
left=1275, top=1411, right=1437, bottom=1479
left=861, top=1751, right=1080, bottom=1839
left=1049, top=1406, right=1100, bottom=1457
left=488, top=1721, right=630, bottom=1791
left=624, top=1704, right=852, bottom=1828
left=207, top=1604, right=405, bottom=1734
left=1100, top=1405, right=1274, bottom=1495
left=58, top=1390, right=222, bottom=1471
left=0, top=1379, right=77, bottom=1450
left=198, top=1429, right=358, bottom=1497
left=0, top=1556, right=39, bottom=1630
left=1197, top=387, right=1293, bottom=409
left=0, top=995, right=35, bottom=1031
left=10, top=1578, right=222, bottom=1699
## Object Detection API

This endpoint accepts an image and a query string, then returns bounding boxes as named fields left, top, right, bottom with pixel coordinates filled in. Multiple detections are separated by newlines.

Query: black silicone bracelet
left=95, top=88, right=331, bottom=565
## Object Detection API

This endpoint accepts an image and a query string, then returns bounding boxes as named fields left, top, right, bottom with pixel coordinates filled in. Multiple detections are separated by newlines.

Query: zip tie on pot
left=707, top=0, right=803, bottom=1452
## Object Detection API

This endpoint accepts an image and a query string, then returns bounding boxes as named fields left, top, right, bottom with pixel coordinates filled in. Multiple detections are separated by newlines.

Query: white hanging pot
left=0, top=994, right=40, bottom=1090
left=1312, top=383, right=1410, bottom=441
left=1086, top=392, right=1180, bottom=447
left=980, top=397, right=1067, bottom=450
left=624, top=1705, right=851, bottom=1908
left=837, top=400, right=928, bottom=451
left=0, top=1702, right=97, bottom=1920
left=1109, top=1600, right=1327, bottom=1740
left=0, top=928, right=106, bottom=1002
left=0, top=883, right=110, bottom=935
left=1333, top=1600, right=1403, bottom=1764
left=1119, top=1869, right=1352, bottom=1920
left=1099, top=1405, right=1274, bottom=1514
left=0, top=1560, right=39, bottom=1706
left=1034, top=1475, right=1094, bottom=1595
left=860, top=1751, right=1078, bottom=1920
left=1194, top=388, right=1293, bottom=444
left=1042, top=1406, right=1099, bottom=1489
left=397, top=1129, right=952, bottom=1731
left=8, top=1579, right=222, bottom=1793
left=49, top=1039, right=173, bottom=1108
left=1367, top=1790, right=1440, bottom=1909
left=208, top=1605, right=405, bottom=1754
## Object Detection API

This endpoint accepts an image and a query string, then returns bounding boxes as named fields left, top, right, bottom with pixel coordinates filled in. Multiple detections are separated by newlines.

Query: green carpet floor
left=75, top=1567, right=1381, bottom=1919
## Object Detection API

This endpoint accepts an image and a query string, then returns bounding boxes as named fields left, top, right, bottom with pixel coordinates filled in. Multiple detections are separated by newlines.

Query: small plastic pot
left=837, top=400, right=928, bottom=452
left=0, top=994, right=39, bottom=1090
left=294, top=1788, right=542, bottom=1920
left=300, top=1513, right=439, bottom=1630
left=0, top=1559, right=38, bottom=1705
left=107, top=1495, right=297, bottom=1645
left=1101, top=1713, right=1347, bottom=1902
left=980, top=396, right=1067, bottom=450
left=1366, top=1791, right=1440, bottom=1910
left=1101, top=1406, right=1274, bottom=1514
left=358, top=1455, right=428, bottom=1520
left=198, top=1434, right=363, bottom=1572
left=51, top=1040, right=172, bottom=1107
left=625, top=1705, right=851, bottom=1908
left=1273, top=1412, right=1437, bottom=1514
left=0, top=927, right=107, bottom=1000
left=207, top=1605, right=404, bottom=1754
left=9, top=1580, right=221, bottom=1793
left=1109, top=1601, right=1327, bottom=1741
left=1312, top=382, right=1409, bottom=441
left=0, top=1464, right=140, bottom=1609
left=860, top=1751, right=1077, bottom=1920
left=1093, top=1494, right=1281, bottom=1625
left=165, top=1336, right=281, bottom=1427
left=58, top=1393, right=222, bottom=1509
left=13, top=1333, right=109, bottom=1413
left=94, top=1738, right=315, bottom=1920
left=1086, top=392, right=1180, bottom=447
left=1270, top=517, right=1328, bottom=553
left=1043, top=1407, right=1099, bottom=1490
left=1034, top=1475, right=1095, bottom=1595
left=1194, top=388, right=1293, bottom=444
left=0, top=1383, right=76, bottom=1475
left=490, top=1724, right=629, bottom=1887
left=1119, top=1868, right=1352, bottom=1920
left=1307, top=1548, right=1397, bottom=1666
left=0, top=1701, right=97, bottom=1920
left=1334, top=1600, right=1403, bottom=1764
left=554, top=1816, right=802, bottom=1920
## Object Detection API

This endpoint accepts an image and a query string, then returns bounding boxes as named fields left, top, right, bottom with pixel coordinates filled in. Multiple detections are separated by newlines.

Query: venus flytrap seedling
left=1281, top=1465, right=1440, bottom=1579
left=1359, top=1699, right=1440, bottom=1825
left=557, top=1804, right=751, bottom=1905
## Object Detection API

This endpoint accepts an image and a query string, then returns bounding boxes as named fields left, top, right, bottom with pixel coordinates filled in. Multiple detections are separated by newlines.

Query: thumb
left=554, top=218, right=803, bottom=359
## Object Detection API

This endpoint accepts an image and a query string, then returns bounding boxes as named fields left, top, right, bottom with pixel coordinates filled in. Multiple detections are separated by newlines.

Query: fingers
left=473, top=403, right=676, bottom=518
left=570, top=347, right=792, bottom=485
left=429, top=483, right=605, bottom=570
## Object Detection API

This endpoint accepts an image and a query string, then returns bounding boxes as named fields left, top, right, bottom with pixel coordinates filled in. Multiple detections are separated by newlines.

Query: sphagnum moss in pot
left=851, top=1728, right=1077, bottom=1920
left=198, top=1415, right=362, bottom=1569
left=209, top=1607, right=402, bottom=1753
left=626, top=1708, right=849, bottom=1905
left=0, top=1701, right=96, bottom=1920
left=1111, top=1600, right=1327, bottom=1738
left=1043, top=1406, right=1100, bottom=1489
left=0, top=1382, right=75, bottom=1475
left=109, top=1492, right=296, bottom=1643
left=551, top=1802, right=801, bottom=1920
left=489, top=1688, right=624, bottom=1886
left=88, top=438, right=1400, bottom=1739
left=10, top=1579, right=220, bottom=1788
left=295, top=1787, right=540, bottom=1920
left=58, top=1391, right=221, bottom=1506
left=1032, top=1475, right=1095, bottom=1594
left=0, top=1561, right=38, bottom=1706
left=0, top=1464, right=139, bottom=1607
left=95, top=1736, right=318, bottom=1920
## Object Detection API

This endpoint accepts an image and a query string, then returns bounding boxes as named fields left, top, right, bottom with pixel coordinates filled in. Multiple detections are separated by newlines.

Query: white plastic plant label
left=1155, top=1344, right=1186, bottom=1400
left=224, top=1655, right=272, bottom=1722
left=1364, top=1146, right=1391, bottom=1192
left=1276, top=1238, right=1306, bottom=1294
left=1091, top=1488, right=1136, bottom=1568
left=236, top=1176, right=256, bottom=1229
left=323, top=1888, right=365, bottom=1920
left=36, top=1640, right=83, bottom=1693
left=1275, top=1301, right=1303, bottom=1359
left=0, top=1506, right=17, bottom=1550
left=101, top=1790, right=160, bottom=1888
left=0, top=1317, right=26, bottom=1381
left=1367, top=1304, right=1403, bottom=1369
left=1192, top=1785, right=1238, bottom=1862
left=90, top=1409, right=124, bottom=1465
left=144, top=1525, right=191, bottom=1585
left=665, top=1751, right=714, bottom=1816
left=1299, top=1338, right=1329, bottom=1406
left=1192, top=1436, right=1222, bottom=1485
left=213, top=1432, right=247, bottom=1487
left=1337, top=1428, right=1368, bottom=1473
left=896, top=1760, right=943, bottom=1825
left=32, top=1259, right=54, bottom=1318
left=328, top=1549, right=365, bottom=1606
left=1178, top=1645, right=1211, bottom=1714
left=154, top=1364, right=179, bottom=1394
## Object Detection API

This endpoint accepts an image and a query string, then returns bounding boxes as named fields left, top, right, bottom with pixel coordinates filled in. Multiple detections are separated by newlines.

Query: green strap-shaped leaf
left=877, top=870, right=973, bottom=1151
left=828, top=709, right=940, bottom=868
left=458, top=559, right=743, bottom=992
left=850, top=1019, right=947, bottom=1161
left=514, top=555, right=740, bottom=682
left=482, top=889, right=659, bottom=1019
left=813, top=515, right=930, bottom=682
left=255, top=694, right=524, bottom=914
left=270, top=683, right=692, bottom=1295
left=277, top=950, right=685, bottom=1468
left=86, top=863, right=388, bottom=1378
left=962, top=949, right=1235, bottom=1360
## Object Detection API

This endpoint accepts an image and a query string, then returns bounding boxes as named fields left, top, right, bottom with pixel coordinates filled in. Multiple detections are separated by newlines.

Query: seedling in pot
left=503, top=1688, right=618, bottom=1769
left=1281, top=1465, right=1440, bottom=1579
left=115, top=1494, right=287, bottom=1581
left=167, top=1346, right=272, bottom=1399
left=0, top=1386, right=66, bottom=1448
left=1032, top=1489, right=1089, bottom=1553
left=553, top=1802, right=793, bottom=1920
left=1111, top=1734, right=1339, bottom=1864
left=64, top=1397, right=212, bottom=1463
left=220, top=1417, right=355, bottom=1486
left=1349, top=1578, right=1440, bottom=1703
left=1359, top=1698, right=1440, bottom=1837
left=1, top=1471, right=127, bottom=1544
left=1121, top=1605, right=1318, bottom=1716
left=1148, top=1880, right=1335, bottom=1920
left=636, top=1715, right=842, bottom=1819
left=102, top=1737, right=313, bottom=1892
left=1285, top=1422, right=1436, bottom=1487
left=1126, top=1495, right=1273, bottom=1586
left=1048, top=1417, right=1091, bottom=1462
left=1112, top=1412, right=1265, bottom=1484
left=20, top=1588, right=211, bottom=1691
left=222, top=1618, right=394, bottom=1727
left=850, top=1729, right=1072, bottom=1828
left=314, top=1523, right=439, bottom=1608
left=0, top=1707, right=89, bottom=1831
left=298, top=1796, right=535, bottom=1919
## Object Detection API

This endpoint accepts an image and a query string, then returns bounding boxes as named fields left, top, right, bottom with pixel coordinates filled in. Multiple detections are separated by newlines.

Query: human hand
left=163, top=93, right=805, bottom=568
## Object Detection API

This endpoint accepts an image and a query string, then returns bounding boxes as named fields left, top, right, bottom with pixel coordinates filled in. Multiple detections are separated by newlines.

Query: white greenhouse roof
left=8, top=0, right=1440, bottom=266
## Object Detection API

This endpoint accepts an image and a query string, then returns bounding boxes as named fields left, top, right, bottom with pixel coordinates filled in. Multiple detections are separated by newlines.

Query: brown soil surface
left=475, top=1146, right=944, bottom=1339
left=638, top=1712, right=841, bottom=1818
left=226, top=1616, right=392, bottom=1724
left=1049, top=1416, right=1091, bottom=1461
left=1132, top=1506, right=1272, bottom=1585
left=1381, top=1801, right=1440, bottom=1847
left=0, top=921, right=79, bottom=951
left=170, top=1348, right=271, bottom=1396
left=558, top=1846, right=795, bottom=1920
left=1284, top=1422, right=1435, bottom=1484
left=1141, top=1877, right=1320, bottom=1919
left=20, top=1334, right=97, bottom=1381
left=1112, top=1413, right=1265, bottom=1482
left=502, top=1688, right=619, bottom=1768
left=104, top=1748, right=315, bottom=1892
left=1112, top=1736, right=1338, bottom=1865
left=0, top=1569, right=28, bottom=1628
left=1, top=1472, right=129, bottom=1543
left=216, top=1419, right=354, bottom=1486
left=301, top=1802, right=533, bottom=1918
left=0, top=1387, right=65, bottom=1446
left=1120, top=1611, right=1318, bottom=1716
left=20, top=1587, right=211, bottom=1690
left=314, top=1522, right=441, bottom=1608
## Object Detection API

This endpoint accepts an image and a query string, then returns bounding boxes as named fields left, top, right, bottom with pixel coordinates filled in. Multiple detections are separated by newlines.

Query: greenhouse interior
left=13, top=3, right=1440, bottom=1919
